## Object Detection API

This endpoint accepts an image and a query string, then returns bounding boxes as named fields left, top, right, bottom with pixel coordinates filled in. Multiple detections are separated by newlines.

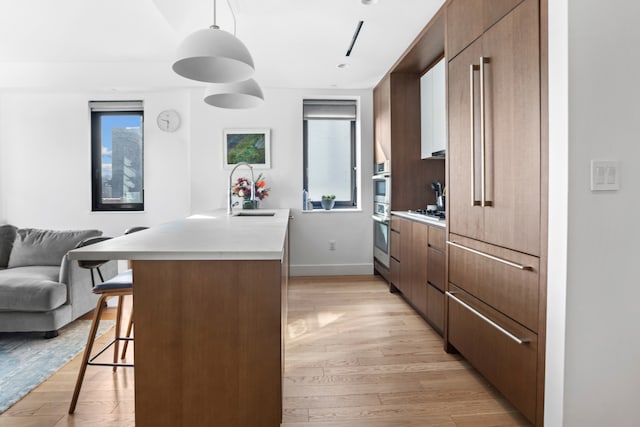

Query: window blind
left=303, top=99, right=357, bottom=120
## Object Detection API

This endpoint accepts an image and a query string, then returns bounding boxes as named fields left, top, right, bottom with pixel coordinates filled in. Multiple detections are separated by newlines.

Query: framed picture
left=223, top=128, right=271, bottom=169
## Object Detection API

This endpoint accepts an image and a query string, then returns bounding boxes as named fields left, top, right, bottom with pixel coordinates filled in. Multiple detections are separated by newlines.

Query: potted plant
left=321, top=195, right=336, bottom=210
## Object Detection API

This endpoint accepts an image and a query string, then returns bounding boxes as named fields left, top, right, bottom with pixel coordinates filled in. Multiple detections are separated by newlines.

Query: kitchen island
left=68, top=209, right=290, bottom=427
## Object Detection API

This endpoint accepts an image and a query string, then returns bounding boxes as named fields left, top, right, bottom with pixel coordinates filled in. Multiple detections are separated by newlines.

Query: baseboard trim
left=290, top=263, right=373, bottom=277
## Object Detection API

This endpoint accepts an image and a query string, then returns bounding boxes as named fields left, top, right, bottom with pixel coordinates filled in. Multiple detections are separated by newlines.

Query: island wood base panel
left=132, top=259, right=283, bottom=427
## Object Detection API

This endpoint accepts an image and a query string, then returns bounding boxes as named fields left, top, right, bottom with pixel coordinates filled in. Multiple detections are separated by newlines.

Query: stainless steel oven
left=372, top=173, right=391, bottom=205
left=373, top=214, right=390, bottom=268
left=373, top=164, right=391, bottom=269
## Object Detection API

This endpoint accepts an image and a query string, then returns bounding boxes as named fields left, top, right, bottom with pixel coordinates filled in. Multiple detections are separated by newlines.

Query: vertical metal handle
left=479, top=56, right=492, bottom=207
left=469, top=64, right=480, bottom=207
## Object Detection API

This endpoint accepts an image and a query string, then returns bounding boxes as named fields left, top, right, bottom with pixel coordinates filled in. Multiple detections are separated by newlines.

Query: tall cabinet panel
left=448, top=40, right=484, bottom=243
left=445, top=0, right=546, bottom=425
left=448, top=0, right=540, bottom=256
left=481, top=1, right=540, bottom=256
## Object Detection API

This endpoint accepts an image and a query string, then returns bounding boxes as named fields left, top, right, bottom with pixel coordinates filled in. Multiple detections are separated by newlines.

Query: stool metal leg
left=113, top=295, right=123, bottom=372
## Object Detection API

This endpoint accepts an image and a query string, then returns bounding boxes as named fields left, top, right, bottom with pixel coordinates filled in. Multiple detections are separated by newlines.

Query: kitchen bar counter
left=69, top=209, right=290, bottom=427
left=68, top=208, right=290, bottom=261
left=392, top=210, right=446, bottom=228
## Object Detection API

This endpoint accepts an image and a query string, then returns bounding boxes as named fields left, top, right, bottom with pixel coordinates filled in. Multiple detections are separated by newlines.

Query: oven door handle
left=372, top=215, right=390, bottom=224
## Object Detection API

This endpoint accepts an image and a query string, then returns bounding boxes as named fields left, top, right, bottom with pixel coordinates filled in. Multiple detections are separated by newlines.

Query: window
left=90, top=101, right=144, bottom=211
left=303, top=99, right=357, bottom=209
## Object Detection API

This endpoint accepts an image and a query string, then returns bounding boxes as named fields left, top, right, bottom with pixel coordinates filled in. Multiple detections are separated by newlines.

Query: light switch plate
left=590, top=160, right=619, bottom=191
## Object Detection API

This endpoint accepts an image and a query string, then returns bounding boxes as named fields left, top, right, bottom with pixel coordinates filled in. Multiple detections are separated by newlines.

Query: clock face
left=157, top=110, right=180, bottom=132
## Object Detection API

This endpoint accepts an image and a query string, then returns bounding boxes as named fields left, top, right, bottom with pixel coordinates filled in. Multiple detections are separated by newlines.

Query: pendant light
left=203, top=78, right=264, bottom=109
left=172, top=0, right=255, bottom=83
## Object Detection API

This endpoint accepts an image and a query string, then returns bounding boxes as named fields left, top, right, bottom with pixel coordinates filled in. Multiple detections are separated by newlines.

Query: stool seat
left=94, top=270, right=133, bottom=292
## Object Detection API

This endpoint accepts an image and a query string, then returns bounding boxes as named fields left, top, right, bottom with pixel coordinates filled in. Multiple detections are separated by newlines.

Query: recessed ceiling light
left=361, top=0, right=378, bottom=5
left=337, top=63, right=349, bottom=69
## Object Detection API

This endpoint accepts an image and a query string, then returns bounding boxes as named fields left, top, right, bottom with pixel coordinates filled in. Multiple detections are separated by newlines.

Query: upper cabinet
left=372, top=6, right=447, bottom=211
left=373, top=76, right=391, bottom=167
left=447, top=0, right=540, bottom=256
left=374, top=72, right=445, bottom=210
left=420, top=58, right=447, bottom=159
left=446, top=0, right=525, bottom=60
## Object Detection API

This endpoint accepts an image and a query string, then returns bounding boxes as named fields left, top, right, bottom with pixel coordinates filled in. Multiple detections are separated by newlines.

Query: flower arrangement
left=232, top=173, right=270, bottom=200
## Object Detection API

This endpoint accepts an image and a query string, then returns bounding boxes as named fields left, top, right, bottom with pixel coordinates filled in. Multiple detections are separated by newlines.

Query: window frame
left=91, top=108, right=144, bottom=212
left=303, top=100, right=358, bottom=209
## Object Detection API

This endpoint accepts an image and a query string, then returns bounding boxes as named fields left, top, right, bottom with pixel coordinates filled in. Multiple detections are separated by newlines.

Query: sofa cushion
left=0, top=225, right=17, bottom=269
left=0, top=266, right=67, bottom=311
left=7, top=228, right=102, bottom=268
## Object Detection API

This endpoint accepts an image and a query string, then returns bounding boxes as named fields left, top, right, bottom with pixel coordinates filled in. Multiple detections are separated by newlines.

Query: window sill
left=301, top=208, right=362, bottom=213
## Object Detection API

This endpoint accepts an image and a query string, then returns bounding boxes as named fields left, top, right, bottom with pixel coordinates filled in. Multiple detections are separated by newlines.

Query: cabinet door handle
left=469, top=63, right=481, bottom=207
left=479, top=56, right=492, bottom=207
left=446, top=291, right=529, bottom=345
left=446, top=240, right=533, bottom=271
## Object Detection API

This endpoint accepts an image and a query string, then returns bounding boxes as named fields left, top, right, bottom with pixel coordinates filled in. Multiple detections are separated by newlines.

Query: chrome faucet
left=227, top=161, right=255, bottom=215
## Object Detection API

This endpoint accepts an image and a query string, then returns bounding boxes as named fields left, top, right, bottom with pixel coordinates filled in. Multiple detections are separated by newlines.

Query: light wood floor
left=0, top=276, right=530, bottom=426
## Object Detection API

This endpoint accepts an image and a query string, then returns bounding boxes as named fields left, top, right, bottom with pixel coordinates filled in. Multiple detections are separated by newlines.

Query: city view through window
left=99, top=115, right=143, bottom=205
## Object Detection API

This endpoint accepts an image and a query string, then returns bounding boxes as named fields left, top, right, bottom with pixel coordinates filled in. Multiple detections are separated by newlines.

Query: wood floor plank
left=1, top=276, right=531, bottom=426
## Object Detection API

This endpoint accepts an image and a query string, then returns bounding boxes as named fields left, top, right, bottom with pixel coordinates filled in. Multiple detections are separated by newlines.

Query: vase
left=242, top=198, right=258, bottom=209
left=320, top=199, right=335, bottom=210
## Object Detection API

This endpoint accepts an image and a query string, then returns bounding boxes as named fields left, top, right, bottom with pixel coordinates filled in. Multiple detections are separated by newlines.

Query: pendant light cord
left=226, top=0, right=237, bottom=35
left=211, top=0, right=237, bottom=35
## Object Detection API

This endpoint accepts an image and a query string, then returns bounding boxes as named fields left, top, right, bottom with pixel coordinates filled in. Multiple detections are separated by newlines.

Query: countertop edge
left=391, top=211, right=447, bottom=228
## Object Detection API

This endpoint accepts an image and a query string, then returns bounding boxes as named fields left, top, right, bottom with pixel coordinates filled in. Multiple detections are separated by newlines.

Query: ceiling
left=0, top=0, right=445, bottom=92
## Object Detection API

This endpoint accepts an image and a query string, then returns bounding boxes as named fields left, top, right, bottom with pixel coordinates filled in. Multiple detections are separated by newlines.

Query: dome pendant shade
left=204, top=79, right=264, bottom=109
left=172, top=27, right=255, bottom=83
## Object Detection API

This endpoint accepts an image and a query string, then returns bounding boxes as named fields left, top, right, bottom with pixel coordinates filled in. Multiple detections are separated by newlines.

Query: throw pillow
left=7, top=228, right=102, bottom=268
left=0, top=224, right=18, bottom=269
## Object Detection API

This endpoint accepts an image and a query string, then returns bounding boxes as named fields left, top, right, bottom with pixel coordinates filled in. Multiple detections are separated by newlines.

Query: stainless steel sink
left=232, top=210, right=276, bottom=217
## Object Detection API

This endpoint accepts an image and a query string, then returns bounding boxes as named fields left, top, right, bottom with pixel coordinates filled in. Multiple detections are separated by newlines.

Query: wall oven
left=373, top=213, right=390, bottom=269
left=372, top=173, right=391, bottom=205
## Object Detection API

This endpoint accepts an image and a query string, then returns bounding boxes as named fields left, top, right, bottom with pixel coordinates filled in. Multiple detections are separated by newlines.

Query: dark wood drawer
left=447, top=284, right=537, bottom=423
left=390, top=257, right=400, bottom=288
left=390, top=230, right=400, bottom=261
left=427, top=226, right=445, bottom=251
left=426, top=284, right=444, bottom=334
left=448, top=234, right=540, bottom=332
left=427, top=247, right=445, bottom=292
left=390, top=216, right=402, bottom=232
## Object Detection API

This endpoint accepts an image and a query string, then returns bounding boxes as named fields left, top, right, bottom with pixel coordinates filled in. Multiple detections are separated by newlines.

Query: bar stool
left=68, top=236, right=133, bottom=414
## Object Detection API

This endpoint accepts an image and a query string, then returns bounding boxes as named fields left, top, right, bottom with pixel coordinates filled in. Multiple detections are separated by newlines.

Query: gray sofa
left=0, top=225, right=117, bottom=338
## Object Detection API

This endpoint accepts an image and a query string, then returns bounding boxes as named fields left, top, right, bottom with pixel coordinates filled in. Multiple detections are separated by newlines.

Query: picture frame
left=223, top=128, right=271, bottom=169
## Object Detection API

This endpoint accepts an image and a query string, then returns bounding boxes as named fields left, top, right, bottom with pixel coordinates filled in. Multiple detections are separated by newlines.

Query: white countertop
left=391, top=211, right=446, bottom=228
left=68, top=209, right=290, bottom=261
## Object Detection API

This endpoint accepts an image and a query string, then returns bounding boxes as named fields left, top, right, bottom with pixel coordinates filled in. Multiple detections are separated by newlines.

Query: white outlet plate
left=590, top=160, right=619, bottom=191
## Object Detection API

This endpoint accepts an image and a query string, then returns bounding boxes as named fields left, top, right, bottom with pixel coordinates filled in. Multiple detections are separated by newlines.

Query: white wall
left=0, top=87, right=374, bottom=275
left=189, top=87, right=374, bottom=275
left=547, top=1, right=640, bottom=425
left=0, top=91, right=191, bottom=237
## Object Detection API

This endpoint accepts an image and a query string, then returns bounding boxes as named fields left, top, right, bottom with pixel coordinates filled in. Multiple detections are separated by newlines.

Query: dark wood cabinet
left=445, top=0, right=546, bottom=425
left=409, top=221, right=428, bottom=316
left=448, top=284, right=538, bottom=422
left=448, top=0, right=541, bottom=257
left=446, top=0, right=525, bottom=60
left=373, top=74, right=445, bottom=211
left=389, top=215, right=445, bottom=334
left=448, top=233, right=540, bottom=332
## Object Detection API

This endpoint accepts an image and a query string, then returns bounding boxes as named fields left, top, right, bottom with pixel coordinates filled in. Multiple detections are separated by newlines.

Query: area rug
left=0, top=319, right=114, bottom=414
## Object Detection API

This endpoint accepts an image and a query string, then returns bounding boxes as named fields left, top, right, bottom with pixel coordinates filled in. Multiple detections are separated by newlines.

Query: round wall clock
left=157, top=109, right=181, bottom=132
